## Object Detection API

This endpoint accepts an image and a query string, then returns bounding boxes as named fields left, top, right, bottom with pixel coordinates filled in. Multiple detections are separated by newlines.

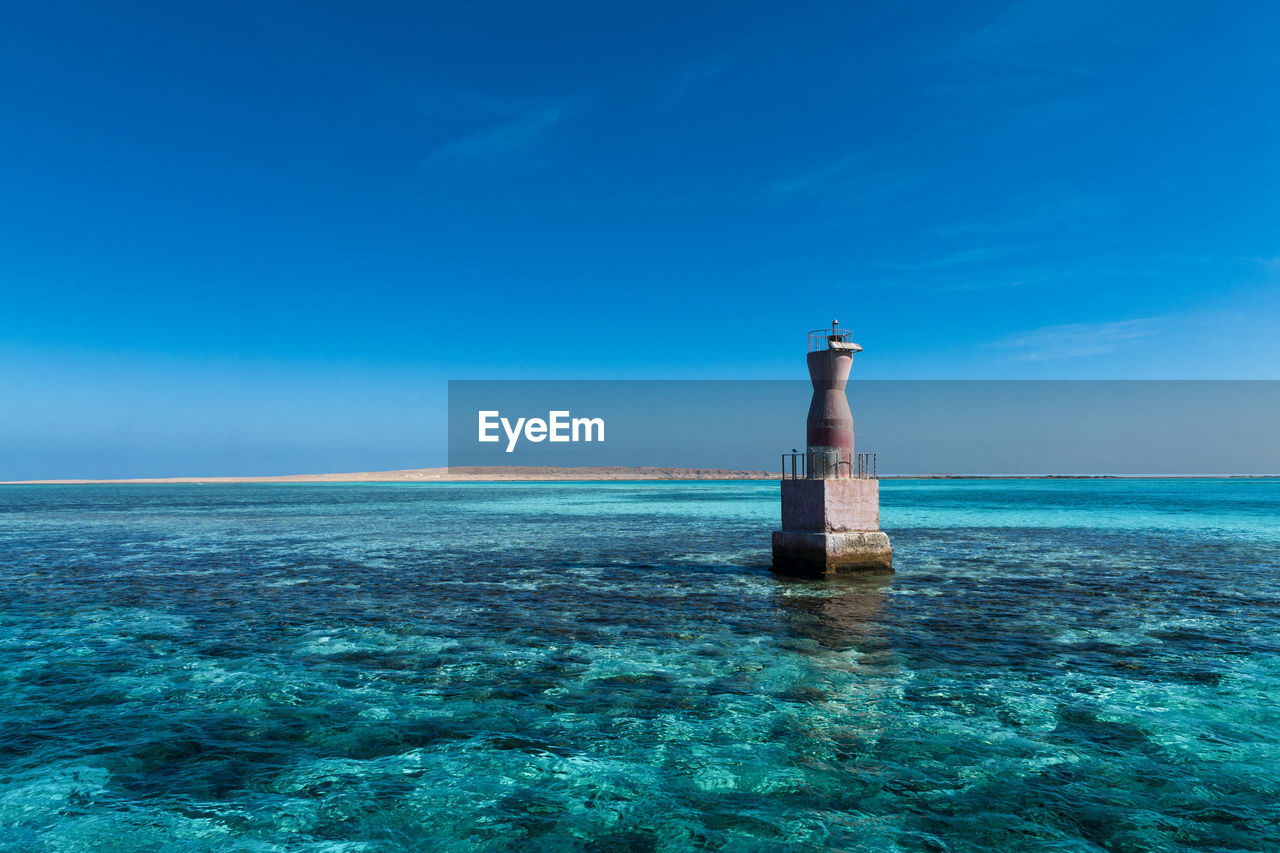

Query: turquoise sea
left=1, top=479, right=1278, bottom=851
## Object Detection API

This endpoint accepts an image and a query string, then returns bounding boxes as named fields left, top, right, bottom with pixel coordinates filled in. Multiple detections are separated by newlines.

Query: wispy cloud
left=767, top=158, right=921, bottom=207
left=994, top=318, right=1160, bottom=361
left=930, top=192, right=1115, bottom=239
left=659, top=52, right=735, bottom=111
left=418, top=88, right=594, bottom=169
left=769, top=158, right=858, bottom=196
left=967, top=0, right=1107, bottom=54
left=865, top=245, right=1070, bottom=291
left=422, top=104, right=566, bottom=167
left=872, top=246, right=1022, bottom=273
left=932, top=0, right=1111, bottom=78
left=935, top=270, right=1068, bottom=292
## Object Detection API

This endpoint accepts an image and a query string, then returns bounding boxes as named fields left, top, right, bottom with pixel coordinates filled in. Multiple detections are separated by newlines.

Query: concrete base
left=781, top=477, right=879, bottom=531
left=772, top=530, right=893, bottom=576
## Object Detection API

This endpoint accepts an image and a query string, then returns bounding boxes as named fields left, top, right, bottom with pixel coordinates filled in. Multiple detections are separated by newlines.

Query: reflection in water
left=776, top=574, right=893, bottom=653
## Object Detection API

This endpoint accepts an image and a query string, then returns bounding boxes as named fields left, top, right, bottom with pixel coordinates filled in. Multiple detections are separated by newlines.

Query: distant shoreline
left=0, top=466, right=772, bottom=485
left=2, top=466, right=1276, bottom=485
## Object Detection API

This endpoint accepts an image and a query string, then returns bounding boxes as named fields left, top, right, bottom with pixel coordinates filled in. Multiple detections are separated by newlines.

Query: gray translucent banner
left=447, top=380, right=1280, bottom=476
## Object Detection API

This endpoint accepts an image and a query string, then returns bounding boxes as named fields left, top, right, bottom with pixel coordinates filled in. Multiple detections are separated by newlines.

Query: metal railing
left=780, top=450, right=877, bottom=480
left=807, top=320, right=861, bottom=353
left=808, top=324, right=852, bottom=352
left=855, top=451, right=876, bottom=478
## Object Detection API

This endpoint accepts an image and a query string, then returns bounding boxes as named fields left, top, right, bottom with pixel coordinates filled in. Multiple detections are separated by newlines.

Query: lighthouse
left=772, top=321, right=893, bottom=575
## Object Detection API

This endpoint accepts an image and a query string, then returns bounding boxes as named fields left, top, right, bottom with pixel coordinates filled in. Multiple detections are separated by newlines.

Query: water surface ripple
left=1, top=480, right=1278, bottom=851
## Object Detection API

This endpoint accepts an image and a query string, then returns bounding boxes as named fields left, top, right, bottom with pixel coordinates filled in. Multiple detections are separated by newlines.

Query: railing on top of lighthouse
left=780, top=451, right=877, bottom=480
left=807, top=321, right=863, bottom=353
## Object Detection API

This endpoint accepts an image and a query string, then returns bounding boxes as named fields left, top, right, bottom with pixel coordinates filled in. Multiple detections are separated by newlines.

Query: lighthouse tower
left=772, top=321, right=893, bottom=575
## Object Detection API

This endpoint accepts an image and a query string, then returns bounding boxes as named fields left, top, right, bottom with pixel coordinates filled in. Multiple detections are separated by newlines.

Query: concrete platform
left=772, top=530, right=893, bottom=576
left=780, top=478, right=879, bottom=531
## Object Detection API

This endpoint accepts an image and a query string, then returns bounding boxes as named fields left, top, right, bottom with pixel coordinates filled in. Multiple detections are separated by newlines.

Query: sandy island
left=0, top=466, right=778, bottom=485
left=4, top=467, right=1272, bottom=484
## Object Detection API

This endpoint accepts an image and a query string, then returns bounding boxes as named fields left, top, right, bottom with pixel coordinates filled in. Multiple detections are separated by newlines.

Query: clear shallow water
left=1, top=479, right=1278, bottom=852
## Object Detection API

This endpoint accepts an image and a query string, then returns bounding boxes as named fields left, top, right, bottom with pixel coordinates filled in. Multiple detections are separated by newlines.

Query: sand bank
left=1, top=466, right=777, bottom=485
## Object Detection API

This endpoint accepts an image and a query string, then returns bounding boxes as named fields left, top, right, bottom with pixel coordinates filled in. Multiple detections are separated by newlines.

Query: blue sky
left=2, top=1, right=1279, bottom=477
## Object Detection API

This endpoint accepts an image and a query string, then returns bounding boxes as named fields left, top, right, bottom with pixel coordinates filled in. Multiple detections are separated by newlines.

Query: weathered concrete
left=780, top=478, right=879, bottom=532
left=771, top=530, right=893, bottom=575
left=774, top=478, right=890, bottom=574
